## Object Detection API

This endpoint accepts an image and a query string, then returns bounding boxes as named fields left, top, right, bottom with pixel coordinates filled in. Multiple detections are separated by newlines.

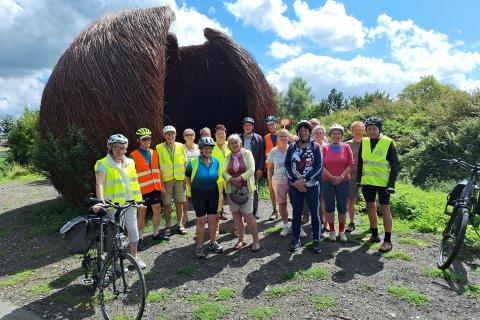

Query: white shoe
left=300, top=227, right=307, bottom=238
left=339, top=232, right=347, bottom=242
left=134, top=256, right=147, bottom=269
left=329, top=231, right=337, bottom=242
left=280, top=224, right=290, bottom=237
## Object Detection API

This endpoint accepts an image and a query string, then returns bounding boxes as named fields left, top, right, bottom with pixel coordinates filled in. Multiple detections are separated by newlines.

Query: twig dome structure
left=39, top=6, right=276, bottom=203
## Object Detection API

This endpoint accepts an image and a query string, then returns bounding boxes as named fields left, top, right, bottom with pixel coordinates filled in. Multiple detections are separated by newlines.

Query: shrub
left=6, top=107, right=38, bottom=166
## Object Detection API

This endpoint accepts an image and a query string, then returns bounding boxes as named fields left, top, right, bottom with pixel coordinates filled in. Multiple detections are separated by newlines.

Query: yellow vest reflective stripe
left=212, top=143, right=230, bottom=184
left=156, top=142, right=186, bottom=182
left=360, top=136, right=393, bottom=187
left=94, top=157, right=142, bottom=205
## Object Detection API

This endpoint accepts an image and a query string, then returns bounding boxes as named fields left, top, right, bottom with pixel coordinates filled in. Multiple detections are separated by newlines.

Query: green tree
left=283, top=77, right=314, bottom=121
left=0, top=114, right=15, bottom=137
left=308, top=88, right=346, bottom=117
left=270, top=84, right=287, bottom=117
left=399, top=75, right=452, bottom=103
left=348, top=90, right=391, bottom=109
left=6, top=107, right=39, bottom=166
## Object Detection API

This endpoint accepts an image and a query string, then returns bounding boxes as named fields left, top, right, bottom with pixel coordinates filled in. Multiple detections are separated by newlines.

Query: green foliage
left=0, top=269, right=35, bottom=287
left=30, top=198, right=80, bottom=236
left=265, top=285, right=302, bottom=299
left=187, top=291, right=210, bottom=304
left=397, top=237, right=431, bottom=248
left=281, top=266, right=330, bottom=282
left=278, top=77, right=314, bottom=121
left=191, top=302, right=230, bottom=320
left=0, top=114, right=15, bottom=136
left=5, top=107, right=38, bottom=166
left=215, top=287, right=236, bottom=300
left=310, top=294, right=338, bottom=310
left=382, top=250, right=412, bottom=261
left=263, top=226, right=282, bottom=235
left=147, top=288, right=173, bottom=303
left=33, top=126, right=101, bottom=199
left=399, top=75, right=453, bottom=103
left=466, top=284, right=480, bottom=300
left=387, top=286, right=430, bottom=305
left=348, top=90, right=391, bottom=109
left=420, top=267, right=464, bottom=282
left=0, top=161, right=42, bottom=184
left=249, top=306, right=278, bottom=320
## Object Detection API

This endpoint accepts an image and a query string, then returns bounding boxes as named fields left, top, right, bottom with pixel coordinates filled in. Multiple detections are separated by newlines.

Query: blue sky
left=1, top=0, right=480, bottom=115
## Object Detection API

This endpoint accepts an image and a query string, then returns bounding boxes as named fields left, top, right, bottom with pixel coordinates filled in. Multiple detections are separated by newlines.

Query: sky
left=1, top=0, right=480, bottom=116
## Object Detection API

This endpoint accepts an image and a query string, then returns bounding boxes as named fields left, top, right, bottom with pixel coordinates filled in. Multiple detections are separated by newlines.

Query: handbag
left=230, top=185, right=249, bottom=205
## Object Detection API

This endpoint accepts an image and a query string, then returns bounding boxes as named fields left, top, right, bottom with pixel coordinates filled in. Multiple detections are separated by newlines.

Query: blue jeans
left=289, top=185, right=320, bottom=242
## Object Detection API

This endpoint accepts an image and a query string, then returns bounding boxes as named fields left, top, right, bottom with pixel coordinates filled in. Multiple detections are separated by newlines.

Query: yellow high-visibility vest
left=360, top=135, right=394, bottom=187
left=94, top=157, right=142, bottom=205
left=156, top=142, right=186, bottom=182
left=212, top=142, right=230, bottom=184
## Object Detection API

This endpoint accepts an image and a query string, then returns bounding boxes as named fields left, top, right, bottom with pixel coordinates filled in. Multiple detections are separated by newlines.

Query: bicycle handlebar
left=442, top=159, right=480, bottom=173
left=85, top=194, right=144, bottom=210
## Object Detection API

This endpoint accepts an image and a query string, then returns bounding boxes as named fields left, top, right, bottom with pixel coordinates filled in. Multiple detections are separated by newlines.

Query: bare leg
left=380, top=204, right=393, bottom=233
left=196, top=216, right=206, bottom=247
left=129, top=243, right=138, bottom=257
left=137, top=206, right=146, bottom=237
left=164, top=205, right=171, bottom=228
left=151, top=203, right=161, bottom=236
left=243, top=213, right=259, bottom=243
left=176, top=202, right=185, bottom=227
left=279, top=202, right=288, bottom=224
left=207, top=214, right=217, bottom=242
left=347, top=197, right=356, bottom=224
left=366, top=202, right=378, bottom=228
left=232, top=212, right=245, bottom=243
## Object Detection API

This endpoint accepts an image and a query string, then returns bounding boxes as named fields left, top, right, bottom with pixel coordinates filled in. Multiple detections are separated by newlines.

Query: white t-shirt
left=184, top=143, right=200, bottom=163
left=267, top=147, right=288, bottom=181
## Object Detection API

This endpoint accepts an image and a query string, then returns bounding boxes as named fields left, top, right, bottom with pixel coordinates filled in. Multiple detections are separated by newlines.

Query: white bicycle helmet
left=328, top=124, right=345, bottom=135
left=107, top=134, right=128, bottom=148
left=163, top=125, right=176, bottom=134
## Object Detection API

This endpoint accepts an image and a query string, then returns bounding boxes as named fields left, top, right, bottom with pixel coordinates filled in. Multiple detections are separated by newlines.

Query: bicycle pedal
left=81, top=278, right=95, bottom=286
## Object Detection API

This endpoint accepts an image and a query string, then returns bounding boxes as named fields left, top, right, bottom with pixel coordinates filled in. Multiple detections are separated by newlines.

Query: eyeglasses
left=140, top=137, right=151, bottom=141
left=184, top=134, right=194, bottom=137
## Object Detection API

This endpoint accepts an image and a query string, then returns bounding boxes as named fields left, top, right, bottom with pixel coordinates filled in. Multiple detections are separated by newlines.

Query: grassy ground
left=0, top=146, right=43, bottom=184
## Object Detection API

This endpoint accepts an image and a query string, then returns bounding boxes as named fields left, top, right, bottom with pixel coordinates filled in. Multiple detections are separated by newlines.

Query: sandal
left=345, top=223, right=356, bottom=233
left=379, top=241, right=393, bottom=253
left=269, top=211, right=278, bottom=221
left=233, top=240, right=247, bottom=250
left=251, top=241, right=261, bottom=252
left=164, top=228, right=171, bottom=237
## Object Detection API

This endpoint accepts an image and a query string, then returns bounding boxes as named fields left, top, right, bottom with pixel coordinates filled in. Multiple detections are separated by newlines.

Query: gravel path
left=0, top=179, right=479, bottom=320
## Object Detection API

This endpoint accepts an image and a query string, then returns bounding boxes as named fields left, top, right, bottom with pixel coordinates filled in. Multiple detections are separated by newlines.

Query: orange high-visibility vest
left=264, top=133, right=279, bottom=167
left=130, top=149, right=163, bottom=195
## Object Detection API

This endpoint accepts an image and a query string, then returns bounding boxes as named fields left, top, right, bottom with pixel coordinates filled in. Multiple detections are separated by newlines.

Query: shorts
left=142, top=189, right=162, bottom=206
left=108, top=206, right=138, bottom=243
left=272, top=179, right=288, bottom=204
left=191, top=188, right=219, bottom=217
left=348, top=180, right=359, bottom=199
left=162, top=180, right=186, bottom=204
left=323, top=181, right=349, bottom=214
left=228, top=192, right=254, bottom=214
left=362, top=185, right=390, bottom=205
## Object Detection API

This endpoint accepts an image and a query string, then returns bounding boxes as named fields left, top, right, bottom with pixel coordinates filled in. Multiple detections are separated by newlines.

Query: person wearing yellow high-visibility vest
left=357, top=117, right=400, bottom=253
left=185, top=137, right=223, bottom=259
left=94, top=134, right=146, bottom=269
left=156, top=125, right=187, bottom=236
left=212, top=124, right=230, bottom=222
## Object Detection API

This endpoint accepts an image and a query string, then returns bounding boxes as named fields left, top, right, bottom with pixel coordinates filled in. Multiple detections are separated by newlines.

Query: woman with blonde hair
left=222, top=134, right=261, bottom=251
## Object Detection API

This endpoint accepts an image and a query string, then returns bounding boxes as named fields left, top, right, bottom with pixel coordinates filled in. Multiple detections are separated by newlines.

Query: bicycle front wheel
left=98, top=252, right=146, bottom=320
left=438, top=207, right=469, bottom=269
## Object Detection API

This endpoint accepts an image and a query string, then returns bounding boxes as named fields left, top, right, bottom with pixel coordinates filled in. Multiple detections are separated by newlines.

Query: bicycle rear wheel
left=438, top=207, right=469, bottom=269
left=98, top=252, right=146, bottom=320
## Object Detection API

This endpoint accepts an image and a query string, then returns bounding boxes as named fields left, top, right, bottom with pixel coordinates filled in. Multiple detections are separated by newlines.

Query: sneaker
left=280, top=224, right=290, bottom=237
left=311, top=240, right=321, bottom=254
left=164, top=228, right=171, bottom=237
left=137, top=238, right=146, bottom=251
left=134, top=256, right=146, bottom=269
left=178, top=225, right=187, bottom=235
left=345, top=223, right=356, bottom=233
left=290, top=240, right=301, bottom=252
left=300, top=227, right=307, bottom=238
left=253, top=211, right=260, bottom=220
left=368, top=235, right=381, bottom=243
left=196, top=247, right=206, bottom=259
left=379, top=241, right=393, bottom=253
left=269, top=209, right=278, bottom=221
left=338, top=232, right=348, bottom=243
left=208, top=241, right=224, bottom=254
left=329, top=231, right=337, bottom=242
left=152, top=233, right=170, bottom=241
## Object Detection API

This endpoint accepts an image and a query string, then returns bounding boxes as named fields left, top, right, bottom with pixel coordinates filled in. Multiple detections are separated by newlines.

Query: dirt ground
left=1, top=178, right=480, bottom=320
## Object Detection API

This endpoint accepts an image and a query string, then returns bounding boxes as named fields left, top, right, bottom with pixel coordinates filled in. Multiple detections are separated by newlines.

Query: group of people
left=92, top=115, right=399, bottom=266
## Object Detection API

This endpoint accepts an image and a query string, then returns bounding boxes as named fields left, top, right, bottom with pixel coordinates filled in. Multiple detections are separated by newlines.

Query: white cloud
left=369, top=14, right=480, bottom=82
left=267, top=53, right=410, bottom=99
left=0, top=0, right=230, bottom=115
left=225, top=0, right=365, bottom=51
left=268, top=41, right=302, bottom=59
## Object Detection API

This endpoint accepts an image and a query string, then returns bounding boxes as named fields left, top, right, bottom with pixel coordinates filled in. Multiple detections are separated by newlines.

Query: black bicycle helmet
left=198, top=137, right=215, bottom=149
left=265, top=115, right=277, bottom=124
left=364, top=116, right=382, bottom=128
left=242, top=117, right=255, bottom=125
left=296, top=120, right=313, bottom=133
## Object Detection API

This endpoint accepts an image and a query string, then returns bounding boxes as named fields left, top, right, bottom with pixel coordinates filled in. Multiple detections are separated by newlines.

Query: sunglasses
left=184, top=134, right=195, bottom=137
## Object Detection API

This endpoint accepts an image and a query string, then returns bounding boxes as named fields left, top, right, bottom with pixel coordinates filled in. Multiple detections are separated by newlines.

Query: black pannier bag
left=60, top=215, right=116, bottom=255
left=446, top=179, right=468, bottom=206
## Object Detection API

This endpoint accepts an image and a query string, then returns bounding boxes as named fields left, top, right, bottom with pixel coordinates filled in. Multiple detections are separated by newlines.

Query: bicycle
left=61, top=197, right=146, bottom=320
left=437, top=159, right=480, bottom=270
